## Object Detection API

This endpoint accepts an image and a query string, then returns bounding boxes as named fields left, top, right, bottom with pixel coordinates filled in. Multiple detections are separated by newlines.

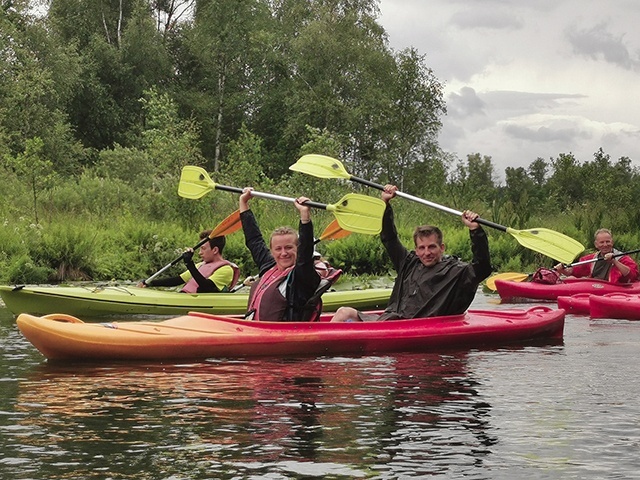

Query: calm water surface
left=2, top=291, right=640, bottom=479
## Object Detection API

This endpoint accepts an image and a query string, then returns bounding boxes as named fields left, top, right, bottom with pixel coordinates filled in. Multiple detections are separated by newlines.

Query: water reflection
left=6, top=296, right=640, bottom=479
left=7, top=353, right=501, bottom=479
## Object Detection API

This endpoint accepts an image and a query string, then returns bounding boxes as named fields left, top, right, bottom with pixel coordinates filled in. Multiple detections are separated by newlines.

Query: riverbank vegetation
left=2, top=1, right=639, bottom=285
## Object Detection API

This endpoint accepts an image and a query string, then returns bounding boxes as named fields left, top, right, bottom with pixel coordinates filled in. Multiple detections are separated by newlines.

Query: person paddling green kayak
left=138, top=231, right=240, bottom=293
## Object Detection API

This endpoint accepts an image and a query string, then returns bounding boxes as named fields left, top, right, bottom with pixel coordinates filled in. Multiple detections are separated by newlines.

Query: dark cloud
left=447, top=87, right=486, bottom=118
left=448, top=88, right=586, bottom=119
left=566, top=22, right=640, bottom=71
left=503, top=123, right=592, bottom=143
left=481, top=91, right=587, bottom=111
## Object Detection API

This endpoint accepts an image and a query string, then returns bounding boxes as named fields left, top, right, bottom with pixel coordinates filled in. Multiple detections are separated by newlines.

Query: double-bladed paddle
left=289, top=154, right=585, bottom=264
left=484, top=272, right=530, bottom=291
left=143, top=209, right=242, bottom=285
left=567, top=248, right=640, bottom=267
left=178, top=165, right=385, bottom=235
left=317, top=218, right=351, bottom=242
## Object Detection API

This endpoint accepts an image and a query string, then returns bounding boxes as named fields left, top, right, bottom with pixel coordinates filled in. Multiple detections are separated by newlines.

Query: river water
left=1, top=291, right=640, bottom=480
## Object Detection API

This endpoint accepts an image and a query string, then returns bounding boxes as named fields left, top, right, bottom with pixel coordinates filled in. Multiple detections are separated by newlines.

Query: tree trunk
left=214, top=59, right=226, bottom=172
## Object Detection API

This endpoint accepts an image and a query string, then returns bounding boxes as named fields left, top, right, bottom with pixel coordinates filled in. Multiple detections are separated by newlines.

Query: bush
left=43, top=173, right=143, bottom=219
left=6, top=254, right=55, bottom=284
left=93, top=145, right=156, bottom=187
left=324, top=234, right=392, bottom=276
left=30, top=224, right=99, bottom=281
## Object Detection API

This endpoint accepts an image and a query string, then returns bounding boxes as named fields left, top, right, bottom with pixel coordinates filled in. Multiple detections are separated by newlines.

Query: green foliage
left=4, top=137, right=56, bottom=224
left=42, top=173, right=143, bottom=218
left=324, top=234, right=392, bottom=276
left=2, top=2, right=640, bottom=285
left=299, top=126, right=343, bottom=160
left=93, top=218, right=190, bottom=281
left=33, top=223, right=99, bottom=281
left=6, top=254, right=55, bottom=284
left=448, top=153, right=497, bottom=208
left=220, top=124, right=268, bottom=187
left=93, top=145, right=156, bottom=187
left=140, top=87, right=205, bottom=173
left=0, top=166, right=27, bottom=218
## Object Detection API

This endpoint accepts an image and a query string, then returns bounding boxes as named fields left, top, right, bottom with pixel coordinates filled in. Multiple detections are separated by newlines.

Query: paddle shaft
left=215, top=184, right=330, bottom=211
left=349, top=175, right=508, bottom=232
left=568, top=248, right=640, bottom=267
left=144, top=236, right=209, bottom=284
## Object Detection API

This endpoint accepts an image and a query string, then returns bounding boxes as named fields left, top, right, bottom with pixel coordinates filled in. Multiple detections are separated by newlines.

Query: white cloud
left=378, top=0, right=640, bottom=178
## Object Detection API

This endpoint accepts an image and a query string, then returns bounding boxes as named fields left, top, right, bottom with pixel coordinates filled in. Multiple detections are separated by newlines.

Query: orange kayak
left=16, top=307, right=565, bottom=361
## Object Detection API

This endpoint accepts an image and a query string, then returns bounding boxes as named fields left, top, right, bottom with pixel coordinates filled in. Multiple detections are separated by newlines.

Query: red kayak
left=16, top=307, right=565, bottom=361
left=589, top=293, right=640, bottom=320
left=557, top=292, right=640, bottom=319
left=556, top=293, right=591, bottom=315
left=495, top=278, right=640, bottom=302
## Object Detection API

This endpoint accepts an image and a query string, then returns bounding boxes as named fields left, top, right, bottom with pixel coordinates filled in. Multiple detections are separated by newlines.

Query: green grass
left=2, top=167, right=635, bottom=284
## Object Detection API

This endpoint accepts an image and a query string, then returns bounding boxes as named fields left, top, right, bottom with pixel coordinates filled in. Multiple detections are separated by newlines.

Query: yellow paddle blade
left=505, top=227, right=584, bottom=264
left=177, top=166, right=383, bottom=235
left=290, top=155, right=586, bottom=263
left=178, top=165, right=216, bottom=199
left=328, top=193, right=385, bottom=235
left=210, top=209, right=241, bottom=238
left=290, top=154, right=352, bottom=180
left=485, top=272, right=530, bottom=291
left=319, top=219, right=351, bottom=241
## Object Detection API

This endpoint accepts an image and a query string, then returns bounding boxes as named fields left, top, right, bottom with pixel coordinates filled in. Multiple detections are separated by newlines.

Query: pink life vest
left=181, top=260, right=240, bottom=293
left=245, top=265, right=292, bottom=321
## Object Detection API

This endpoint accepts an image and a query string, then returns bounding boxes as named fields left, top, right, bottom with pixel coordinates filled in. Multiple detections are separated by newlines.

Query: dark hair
left=200, top=230, right=225, bottom=253
left=413, top=225, right=443, bottom=245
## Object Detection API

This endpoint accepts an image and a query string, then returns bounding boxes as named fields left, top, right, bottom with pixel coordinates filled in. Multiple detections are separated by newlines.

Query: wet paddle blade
left=178, top=165, right=216, bottom=199
left=210, top=209, right=242, bottom=238
left=329, top=193, right=385, bottom=235
left=506, top=227, right=584, bottom=264
left=289, top=154, right=353, bottom=180
left=485, top=272, right=530, bottom=291
left=319, top=219, right=351, bottom=241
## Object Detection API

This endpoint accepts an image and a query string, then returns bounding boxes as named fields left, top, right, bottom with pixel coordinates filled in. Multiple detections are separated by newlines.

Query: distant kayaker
left=330, top=184, right=492, bottom=322
left=138, top=232, right=240, bottom=293
left=554, top=229, right=638, bottom=283
left=239, top=188, right=321, bottom=321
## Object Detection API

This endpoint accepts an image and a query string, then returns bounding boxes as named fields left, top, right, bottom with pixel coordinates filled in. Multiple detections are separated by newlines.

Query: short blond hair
left=269, top=226, right=298, bottom=247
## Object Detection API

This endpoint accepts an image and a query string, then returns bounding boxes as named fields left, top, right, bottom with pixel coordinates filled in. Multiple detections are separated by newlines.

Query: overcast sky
left=378, top=0, right=640, bottom=180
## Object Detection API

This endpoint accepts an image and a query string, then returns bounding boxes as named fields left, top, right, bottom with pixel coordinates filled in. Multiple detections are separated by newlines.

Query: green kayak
left=0, top=284, right=391, bottom=318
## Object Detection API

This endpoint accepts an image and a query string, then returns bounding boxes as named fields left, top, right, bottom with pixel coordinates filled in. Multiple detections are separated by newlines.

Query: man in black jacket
left=331, top=185, right=492, bottom=322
